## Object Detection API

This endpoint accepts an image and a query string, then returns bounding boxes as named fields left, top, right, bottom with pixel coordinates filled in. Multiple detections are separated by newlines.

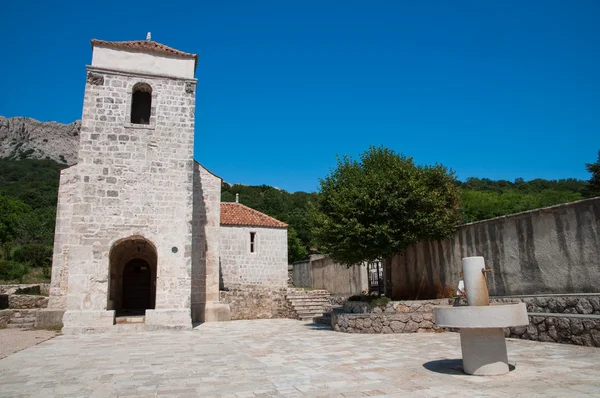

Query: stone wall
left=492, top=294, right=600, bottom=347
left=0, top=284, right=49, bottom=295
left=292, top=255, right=369, bottom=296
left=0, top=309, right=39, bottom=329
left=220, top=226, right=288, bottom=288
left=506, top=314, right=600, bottom=347
left=0, top=310, right=11, bottom=328
left=332, top=299, right=448, bottom=333
left=389, top=198, right=600, bottom=299
left=8, top=295, right=49, bottom=309
left=492, top=294, right=600, bottom=315
left=332, top=294, right=600, bottom=346
left=219, top=288, right=295, bottom=320
left=332, top=312, right=438, bottom=334
left=344, top=299, right=452, bottom=314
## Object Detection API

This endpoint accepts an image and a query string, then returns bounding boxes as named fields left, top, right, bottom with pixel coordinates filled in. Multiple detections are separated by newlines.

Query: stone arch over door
left=108, top=236, right=157, bottom=314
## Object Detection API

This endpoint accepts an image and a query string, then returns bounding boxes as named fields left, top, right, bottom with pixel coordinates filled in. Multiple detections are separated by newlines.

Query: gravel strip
left=0, top=329, right=58, bottom=359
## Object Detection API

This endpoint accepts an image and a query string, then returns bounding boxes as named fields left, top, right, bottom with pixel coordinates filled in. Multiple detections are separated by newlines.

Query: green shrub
left=370, top=296, right=390, bottom=307
left=347, top=294, right=390, bottom=307
left=11, top=244, right=53, bottom=268
left=0, top=260, right=30, bottom=283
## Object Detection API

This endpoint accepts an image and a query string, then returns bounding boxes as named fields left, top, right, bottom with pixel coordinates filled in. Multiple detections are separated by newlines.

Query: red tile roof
left=91, top=39, right=198, bottom=70
left=220, top=202, right=288, bottom=228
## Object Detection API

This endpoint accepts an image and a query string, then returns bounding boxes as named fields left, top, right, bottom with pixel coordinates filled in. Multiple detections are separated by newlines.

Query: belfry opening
left=108, top=236, right=157, bottom=316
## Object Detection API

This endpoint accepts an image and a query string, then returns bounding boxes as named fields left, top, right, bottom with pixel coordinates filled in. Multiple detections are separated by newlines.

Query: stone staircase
left=7, top=310, right=37, bottom=330
left=286, top=289, right=332, bottom=322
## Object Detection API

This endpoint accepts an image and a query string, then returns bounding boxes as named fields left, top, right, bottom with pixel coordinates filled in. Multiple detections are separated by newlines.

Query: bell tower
left=48, top=34, right=199, bottom=332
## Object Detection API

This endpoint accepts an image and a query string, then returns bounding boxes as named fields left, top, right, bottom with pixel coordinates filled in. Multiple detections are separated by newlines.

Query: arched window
left=130, top=83, right=152, bottom=125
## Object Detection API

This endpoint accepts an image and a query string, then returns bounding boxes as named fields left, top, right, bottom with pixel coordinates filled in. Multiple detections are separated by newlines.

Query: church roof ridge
left=91, top=38, right=198, bottom=69
left=220, top=202, right=288, bottom=229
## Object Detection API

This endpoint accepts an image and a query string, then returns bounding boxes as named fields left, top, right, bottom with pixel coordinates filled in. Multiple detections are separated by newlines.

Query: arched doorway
left=108, top=236, right=157, bottom=316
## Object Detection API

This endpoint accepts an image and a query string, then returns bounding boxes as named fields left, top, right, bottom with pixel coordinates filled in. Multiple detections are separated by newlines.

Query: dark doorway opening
left=108, top=236, right=157, bottom=317
left=122, top=259, right=153, bottom=314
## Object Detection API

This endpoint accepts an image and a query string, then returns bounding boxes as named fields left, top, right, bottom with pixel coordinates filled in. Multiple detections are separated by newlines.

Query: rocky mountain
left=0, top=116, right=80, bottom=165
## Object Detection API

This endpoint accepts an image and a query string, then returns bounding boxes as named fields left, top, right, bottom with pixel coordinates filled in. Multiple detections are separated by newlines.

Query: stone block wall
left=0, top=284, right=47, bottom=295
left=506, top=315, right=600, bottom=347
left=344, top=299, right=451, bottom=314
left=492, top=294, right=600, bottom=347
left=0, top=310, right=11, bottom=328
left=492, top=295, right=600, bottom=315
left=8, top=295, right=49, bottom=309
left=332, top=311, right=438, bottom=333
left=332, top=294, right=600, bottom=346
left=219, top=288, right=295, bottom=320
left=0, top=309, right=39, bottom=329
left=332, top=299, right=450, bottom=333
left=220, top=226, right=287, bottom=288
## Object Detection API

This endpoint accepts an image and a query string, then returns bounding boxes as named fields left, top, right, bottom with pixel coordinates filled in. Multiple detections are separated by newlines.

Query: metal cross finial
left=146, top=32, right=151, bottom=41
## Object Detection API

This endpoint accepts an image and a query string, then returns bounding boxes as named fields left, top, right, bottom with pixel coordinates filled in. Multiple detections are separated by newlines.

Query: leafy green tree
left=287, top=227, right=308, bottom=263
left=310, top=146, right=462, bottom=266
left=0, top=195, right=30, bottom=245
left=14, top=207, right=56, bottom=246
left=0, top=159, right=63, bottom=208
left=460, top=189, right=582, bottom=223
left=583, top=150, right=600, bottom=198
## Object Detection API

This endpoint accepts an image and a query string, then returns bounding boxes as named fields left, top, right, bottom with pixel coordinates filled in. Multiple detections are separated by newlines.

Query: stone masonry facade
left=56, top=69, right=197, bottom=332
left=219, top=287, right=295, bottom=320
left=220, top=226, right=288, bottom=289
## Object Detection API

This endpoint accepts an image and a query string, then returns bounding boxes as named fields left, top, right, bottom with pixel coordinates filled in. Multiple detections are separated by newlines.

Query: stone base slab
left=35, top=309, right=65, bottom=329
left=62, top=310, right=115, bottom=334
left=145, top=309, right=192, bottom=330
left=197, top=302, right=231, bottom=322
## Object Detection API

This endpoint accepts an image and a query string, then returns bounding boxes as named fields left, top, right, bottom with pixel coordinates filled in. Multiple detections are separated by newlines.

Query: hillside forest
left=0, top=155, right=597, bottom=282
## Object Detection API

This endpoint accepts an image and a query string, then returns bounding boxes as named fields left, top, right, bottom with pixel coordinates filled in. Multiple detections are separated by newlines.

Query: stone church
left=45, top=36, right=288, bottom=333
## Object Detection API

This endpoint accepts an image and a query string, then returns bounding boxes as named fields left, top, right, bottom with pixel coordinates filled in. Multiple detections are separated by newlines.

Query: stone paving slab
left=0, top=319, right=600, bottom=397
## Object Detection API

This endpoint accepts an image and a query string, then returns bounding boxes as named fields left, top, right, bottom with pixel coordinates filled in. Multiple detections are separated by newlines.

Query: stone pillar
left=460, top=328, right=509, bottom=375
left=191, top=163, right=230, bottom=323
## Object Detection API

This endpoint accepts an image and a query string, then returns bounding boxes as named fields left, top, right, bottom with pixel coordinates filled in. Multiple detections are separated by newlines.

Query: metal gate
left=368, top=260, right=383, bottom=294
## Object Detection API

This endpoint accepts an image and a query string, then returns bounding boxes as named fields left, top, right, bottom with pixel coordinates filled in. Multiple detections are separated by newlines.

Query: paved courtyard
left=1, top=319, right=600, bottom=397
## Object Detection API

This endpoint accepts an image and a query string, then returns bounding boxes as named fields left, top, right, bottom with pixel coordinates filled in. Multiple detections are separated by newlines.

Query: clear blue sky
left=1, top=1, right=599, bottom=192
